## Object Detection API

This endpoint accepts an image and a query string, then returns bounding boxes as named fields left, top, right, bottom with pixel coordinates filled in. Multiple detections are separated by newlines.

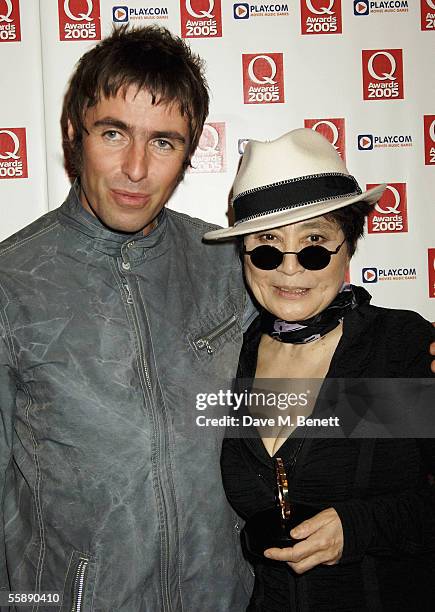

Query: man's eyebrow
left=150, top=130, right=187, bottom=144
left=93, top=118, right=129, bottom=131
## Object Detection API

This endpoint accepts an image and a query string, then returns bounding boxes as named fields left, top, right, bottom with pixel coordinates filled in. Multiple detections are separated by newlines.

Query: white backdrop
left=1, top=0, right=434, bottom=318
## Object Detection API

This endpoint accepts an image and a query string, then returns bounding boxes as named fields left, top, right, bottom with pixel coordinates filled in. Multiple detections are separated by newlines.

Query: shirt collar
left=57, top=181, right=168, bottom=258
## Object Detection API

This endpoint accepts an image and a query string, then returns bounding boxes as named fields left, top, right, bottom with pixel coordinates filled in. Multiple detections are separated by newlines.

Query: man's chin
left=97, top=212, right=155, bottom=236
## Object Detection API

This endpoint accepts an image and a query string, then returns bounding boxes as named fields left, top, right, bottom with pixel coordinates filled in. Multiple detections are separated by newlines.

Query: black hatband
left=233, top=173, right=361, bottom=225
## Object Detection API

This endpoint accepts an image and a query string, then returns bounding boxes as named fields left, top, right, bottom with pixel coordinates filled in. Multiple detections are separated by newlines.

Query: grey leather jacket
left=0, top=187, right=253, bottom=611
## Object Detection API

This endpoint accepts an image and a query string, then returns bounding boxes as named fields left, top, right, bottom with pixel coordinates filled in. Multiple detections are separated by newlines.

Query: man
left=0, top=26, right=252, bottom=611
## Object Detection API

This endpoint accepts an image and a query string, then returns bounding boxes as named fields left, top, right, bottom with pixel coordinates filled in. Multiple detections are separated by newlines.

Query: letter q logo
left=367, top=51, right=396, bottom=81
left=305, top=118, right=345, bottom=160
left=311, top=120, right=339, bottom=148
left=306, top=0, right=335, bottom=15
left=248, top=55, right=277, bottom=84
left=198, top=124, right=219, bottom=152
left=424, top=116, right=435, bottom=165
left=64, top=0, right=93, bottom=21
left=0, top=0, right=13, bottom=23
left=375, top=185, right=401, bottom=215
left=186, top=0, right=214, bottom=19
left=0, top=130, right=20, bottom=160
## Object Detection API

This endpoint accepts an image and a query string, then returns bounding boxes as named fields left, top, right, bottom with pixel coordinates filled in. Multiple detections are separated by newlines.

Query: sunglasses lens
left=298, top=246, right=331, bottom=270
left=249, top=246, right=283, bottom=270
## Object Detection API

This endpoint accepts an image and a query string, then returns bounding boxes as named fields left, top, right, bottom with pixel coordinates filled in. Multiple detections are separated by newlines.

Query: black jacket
left=221, top=289, right=435, bottom=611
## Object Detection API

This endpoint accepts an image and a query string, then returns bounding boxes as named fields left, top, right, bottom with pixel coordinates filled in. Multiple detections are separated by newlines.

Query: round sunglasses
left=244, top=239, right=346, bottom=271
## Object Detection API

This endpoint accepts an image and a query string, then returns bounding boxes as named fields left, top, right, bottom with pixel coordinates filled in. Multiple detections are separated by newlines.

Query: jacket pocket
left=191, top=312, right=238, bottom=357
left=61, top=550, right=96, bottom=612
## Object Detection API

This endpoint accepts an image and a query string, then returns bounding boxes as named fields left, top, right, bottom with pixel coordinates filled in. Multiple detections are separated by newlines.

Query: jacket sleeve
left=334, top=313, right=435, bottom=564
left=333, top=448, right=435, bottom=563
left=0, top=305, right=16, bottom=592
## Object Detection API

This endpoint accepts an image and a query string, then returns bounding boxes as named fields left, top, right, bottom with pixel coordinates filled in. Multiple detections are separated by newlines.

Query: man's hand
left=264, top=508, right=343, bottom=574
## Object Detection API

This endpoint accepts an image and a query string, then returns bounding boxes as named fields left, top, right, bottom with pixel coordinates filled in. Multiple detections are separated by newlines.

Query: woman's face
left=243, top=216, right=350, bottom=321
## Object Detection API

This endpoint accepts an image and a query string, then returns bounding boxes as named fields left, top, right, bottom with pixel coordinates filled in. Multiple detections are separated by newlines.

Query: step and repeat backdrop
left=1, top=0, right=434, bottom=318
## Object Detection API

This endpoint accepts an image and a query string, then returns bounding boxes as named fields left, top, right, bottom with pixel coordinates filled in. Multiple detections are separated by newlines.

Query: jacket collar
left=57, top=182, right=168, bottom=259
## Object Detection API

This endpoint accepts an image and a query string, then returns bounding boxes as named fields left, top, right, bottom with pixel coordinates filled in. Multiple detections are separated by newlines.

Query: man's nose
left=122, top=141, right=148, bottom=182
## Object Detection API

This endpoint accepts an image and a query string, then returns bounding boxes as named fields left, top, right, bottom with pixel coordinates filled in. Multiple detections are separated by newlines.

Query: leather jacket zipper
left=194, top=313, right=238, bottom=354
left=119, top=273, right=173, bottom=612
left=123, top=282, right=133, bottom=305
left=121, top=279, right=150, bottom=388
left=71, top=556, right=88, bottom=612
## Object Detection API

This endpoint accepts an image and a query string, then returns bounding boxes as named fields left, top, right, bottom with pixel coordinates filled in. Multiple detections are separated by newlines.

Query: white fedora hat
left=204, top=128, right=386, bottom=240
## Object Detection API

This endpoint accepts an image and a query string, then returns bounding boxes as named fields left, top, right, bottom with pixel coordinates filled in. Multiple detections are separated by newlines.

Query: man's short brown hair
left=61, top=25, right=209, bottom=178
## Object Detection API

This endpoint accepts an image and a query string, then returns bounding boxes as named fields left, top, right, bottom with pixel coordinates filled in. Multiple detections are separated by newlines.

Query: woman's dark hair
left=237, top=201, right=372, bottom=259
left=61, top=25, right=209, bottom=179
left=324, top=200, right=372, bottom=257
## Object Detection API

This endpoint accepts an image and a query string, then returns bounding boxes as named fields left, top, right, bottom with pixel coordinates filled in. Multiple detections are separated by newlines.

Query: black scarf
left=260, top=284, right=371, bottom=344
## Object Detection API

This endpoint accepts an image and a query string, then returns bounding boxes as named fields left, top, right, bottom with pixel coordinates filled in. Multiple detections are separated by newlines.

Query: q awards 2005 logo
left=304, top=118, right=346, bottom=161
left=0, top=0, right=21, bottom=41
left=0, top=128, right=27, bottom=179
left=58, top=0, right=101, bottom=41
left=362, top=49, right=404, bottom=100
left=424, top=115, right=435, bottom=165
left=421, top=0, right=435, bottom=30
left=428, top=249, right=435, bottom=298
left=190, top=122, right=226, bottom=173
left=367, top=183, right=407, bottom=234
left=300, top=0, right=342, bottom=35
left=180, top=0, right=222, bottom=38
left=242, top=53, right=284, bottom=104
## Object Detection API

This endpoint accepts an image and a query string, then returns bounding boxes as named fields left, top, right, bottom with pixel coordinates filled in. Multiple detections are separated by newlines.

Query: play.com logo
left=354, top=0, right=369, bottom=15
left=362, top=266, right=417, bottom=283
left=362, top=267, right=378, bottom=283
left=113, top=6, right=128, bottom=22
left=358, top=134, right=373, bottom=150
left=234, top=3, right=249, bottom=18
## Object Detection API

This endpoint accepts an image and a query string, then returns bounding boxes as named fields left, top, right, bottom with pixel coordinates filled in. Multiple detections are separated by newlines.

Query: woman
left=204, top=129, right=435, bottom=611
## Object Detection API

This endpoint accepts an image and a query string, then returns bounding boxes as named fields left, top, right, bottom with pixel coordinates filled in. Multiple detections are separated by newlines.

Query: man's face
left=72, top=86, right=190, bottom=234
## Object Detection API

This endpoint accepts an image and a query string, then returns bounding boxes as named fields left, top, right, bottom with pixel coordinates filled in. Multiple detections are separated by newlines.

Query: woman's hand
left=264, top=508, right=343, bottom=574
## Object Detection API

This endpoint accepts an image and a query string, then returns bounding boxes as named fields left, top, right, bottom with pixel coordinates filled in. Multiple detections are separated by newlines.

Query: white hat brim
left=203, top=184, right=386, bottom=241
